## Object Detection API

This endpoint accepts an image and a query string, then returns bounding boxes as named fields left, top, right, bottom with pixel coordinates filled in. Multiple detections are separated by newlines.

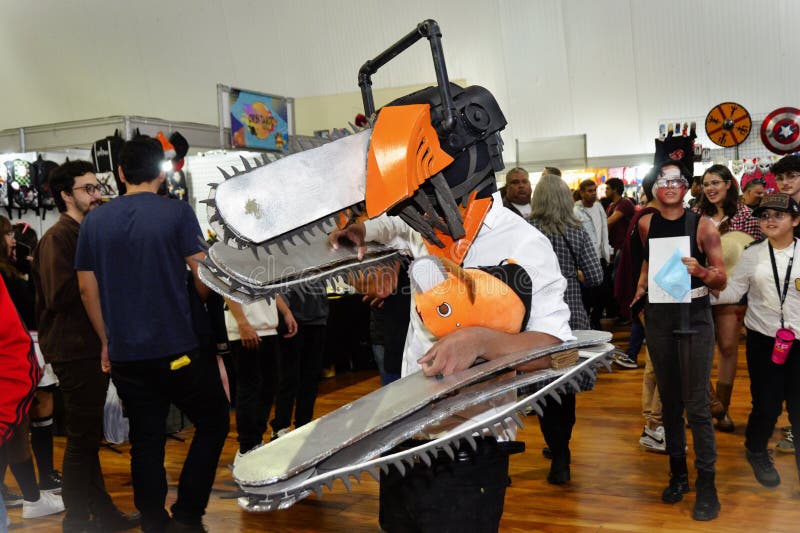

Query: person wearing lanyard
left=714, top=193, right=800, bottom=488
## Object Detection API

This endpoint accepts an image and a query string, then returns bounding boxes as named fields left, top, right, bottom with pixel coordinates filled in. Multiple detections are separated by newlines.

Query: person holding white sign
left=631, top=158, right=726, bottom=522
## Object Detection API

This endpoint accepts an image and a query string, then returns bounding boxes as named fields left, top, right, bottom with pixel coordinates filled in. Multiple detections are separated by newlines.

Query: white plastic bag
left=103, top=380, right=129, bottom=444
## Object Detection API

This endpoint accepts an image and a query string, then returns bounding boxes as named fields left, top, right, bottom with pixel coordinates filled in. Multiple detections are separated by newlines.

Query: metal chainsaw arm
left=235, top=342, right=615, bottom=512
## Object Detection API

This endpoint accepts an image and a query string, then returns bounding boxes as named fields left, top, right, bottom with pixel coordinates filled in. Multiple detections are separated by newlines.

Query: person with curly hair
left=696, top=165, right=761, bottom=432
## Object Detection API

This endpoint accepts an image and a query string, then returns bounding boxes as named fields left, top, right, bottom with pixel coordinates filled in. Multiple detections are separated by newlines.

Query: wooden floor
left=9, top=328, right=800, bottom=533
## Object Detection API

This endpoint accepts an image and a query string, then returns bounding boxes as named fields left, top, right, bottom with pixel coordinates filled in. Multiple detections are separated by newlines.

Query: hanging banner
left=229, top=88, right=289, bottom=151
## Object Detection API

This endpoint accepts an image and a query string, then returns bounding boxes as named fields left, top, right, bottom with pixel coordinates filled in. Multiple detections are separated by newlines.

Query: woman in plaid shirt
left=527, top=173, right=603, bottom=485
left=695, top=164, right=762, bottom=432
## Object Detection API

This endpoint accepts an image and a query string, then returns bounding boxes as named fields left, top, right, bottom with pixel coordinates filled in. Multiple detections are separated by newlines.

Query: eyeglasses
left=776, top=172, right=800, bottom=182
left=655, top=178, right=685, bottom=189
left=702, top=180, right=726, bottom=188
left=758, top=211, right=789, bottom=221
left=72, top=184, right=104, bottom=195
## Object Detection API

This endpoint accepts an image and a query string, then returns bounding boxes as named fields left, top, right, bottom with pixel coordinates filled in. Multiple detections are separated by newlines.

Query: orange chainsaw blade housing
left=413, top=262, right=526, bottom=339
left=365, top=104, right=453, bottom=217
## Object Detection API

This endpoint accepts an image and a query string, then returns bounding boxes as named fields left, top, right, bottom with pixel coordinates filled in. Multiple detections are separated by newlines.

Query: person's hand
left=238, top=321, right=260, bottom=350
left=417, top=328, right=489, bottom=377
left=282, top=311, right=298, bottom=338
left=100, top=343, right=111, bottom=374
left=353, top=263, right=399, bottom=307
left=681, top=256, right=707, bottom=278
left=328, top=223, right=367, bottom=260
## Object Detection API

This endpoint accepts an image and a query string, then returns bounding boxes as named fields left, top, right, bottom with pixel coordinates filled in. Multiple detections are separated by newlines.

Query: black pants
left=645, top=301, right=716, bottom=472
left=745, top=329, right=800, bottom=470
left=538, top=392, right=576, bottom=461
left=232, top=336, right=279, bottom=452
left=111, top=351, right=230, bottom=532
left=272, top=325, right=326, bottom=431
left=378, top=438, right=511, bottom=533
left=51, top=358, right=114, bottom=527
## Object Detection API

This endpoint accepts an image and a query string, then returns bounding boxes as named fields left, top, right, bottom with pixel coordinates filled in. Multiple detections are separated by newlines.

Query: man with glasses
left=32, top=161, right=140, bottom=532
left=631, top=158, right=726, bottom=521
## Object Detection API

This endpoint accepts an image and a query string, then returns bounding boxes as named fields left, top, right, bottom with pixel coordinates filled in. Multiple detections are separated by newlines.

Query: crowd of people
left=1, top=134, right=800, bottom=531
left=499, top=154, right=800, bottom=522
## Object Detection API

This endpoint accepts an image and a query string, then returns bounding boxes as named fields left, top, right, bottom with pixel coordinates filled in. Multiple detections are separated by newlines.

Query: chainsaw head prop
left=199, top=84, right=507, bottom=303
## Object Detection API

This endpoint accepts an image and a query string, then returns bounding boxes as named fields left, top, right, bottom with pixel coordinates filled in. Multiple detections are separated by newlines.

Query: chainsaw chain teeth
left=201, top=254, right=405, bottom=304
left=235, top=350, right=614, bottom=512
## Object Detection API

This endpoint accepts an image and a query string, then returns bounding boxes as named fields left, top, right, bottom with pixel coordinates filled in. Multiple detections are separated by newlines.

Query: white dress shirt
left=715, top=238, right=800, bottom=338
left=364, top=192, right=573, bottom=439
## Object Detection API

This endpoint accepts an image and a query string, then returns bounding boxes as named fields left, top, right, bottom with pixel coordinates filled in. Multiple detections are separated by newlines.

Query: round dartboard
left=705, top=102, right=752, bottom=147
left=760, top=107, right=800, bottom=154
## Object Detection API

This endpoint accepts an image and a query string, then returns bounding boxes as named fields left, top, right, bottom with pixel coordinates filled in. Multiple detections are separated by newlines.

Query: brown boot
left=715, top=381, right=735, bottom=432
left=709, top=382, right=725, bottom=419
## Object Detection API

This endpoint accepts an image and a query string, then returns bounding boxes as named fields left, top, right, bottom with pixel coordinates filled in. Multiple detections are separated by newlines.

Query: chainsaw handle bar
left=358, top=19, right=457, bottom=132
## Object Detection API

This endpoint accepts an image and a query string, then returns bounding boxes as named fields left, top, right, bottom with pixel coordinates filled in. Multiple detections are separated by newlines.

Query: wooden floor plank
left=7, top=329, right=800, bottom=532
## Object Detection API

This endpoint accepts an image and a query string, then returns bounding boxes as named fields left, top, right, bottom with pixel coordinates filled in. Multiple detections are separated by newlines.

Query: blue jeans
left=0, top=486, right=7, bottom=533
left=372, top=345, right=401, bottom=386
left=626, top=320, right=645, bottom=362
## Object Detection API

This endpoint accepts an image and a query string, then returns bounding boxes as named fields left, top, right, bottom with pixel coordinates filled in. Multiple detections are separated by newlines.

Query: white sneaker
left=639, top=425, right=666, bottom=453
left=22, top=492, right=65, bottom=518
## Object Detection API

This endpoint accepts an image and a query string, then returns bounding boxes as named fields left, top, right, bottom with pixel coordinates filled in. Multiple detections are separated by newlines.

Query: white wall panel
left=1, top=0, right=799, bottom=161
left=562, top=0, right=640, bottom=157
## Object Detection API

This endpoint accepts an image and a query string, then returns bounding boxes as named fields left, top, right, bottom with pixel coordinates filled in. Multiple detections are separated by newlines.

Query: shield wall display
left=705, top=102, right=751, bottom=147
left=761, top=107, right=800, bottom=154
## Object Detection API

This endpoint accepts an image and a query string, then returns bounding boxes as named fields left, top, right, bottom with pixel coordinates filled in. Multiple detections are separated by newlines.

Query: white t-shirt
left=510, top=202, right=532, bottom=219
left=224, top=299, right=279, bottom=341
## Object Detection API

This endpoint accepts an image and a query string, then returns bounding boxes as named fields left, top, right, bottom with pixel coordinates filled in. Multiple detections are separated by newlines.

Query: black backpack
left=5, top=159, right=38, bottom=217
left=91, top=130, right=126, bottom=196
left=31, top=155, right=59, bottom=219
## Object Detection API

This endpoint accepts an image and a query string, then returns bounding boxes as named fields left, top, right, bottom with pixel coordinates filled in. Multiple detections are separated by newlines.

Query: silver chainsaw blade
left=232, top=330, right=611, bottom=488
left=235, top=343, right=614, bottom=511
left=197, top=233, right=406, bottom=304
left=208, top=130, right=371, bottom=247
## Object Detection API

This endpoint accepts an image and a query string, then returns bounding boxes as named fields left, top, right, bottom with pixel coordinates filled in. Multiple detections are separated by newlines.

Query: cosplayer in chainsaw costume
left=198, top=20, right=614, bottom=529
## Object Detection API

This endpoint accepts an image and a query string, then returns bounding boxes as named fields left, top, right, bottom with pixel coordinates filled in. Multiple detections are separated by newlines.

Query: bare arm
left=275, top=295, right=298, bottom=338
left=416, top=327, right=561, bottom=377
left=607, top=210, right=624, bottom=228
left=683, top=216, right=727, bottom=290
left=77, top=270, right=110, bottom=373
left=225, top=298, right=260, bottom=350
left=186, top=251, right=210, bottom=301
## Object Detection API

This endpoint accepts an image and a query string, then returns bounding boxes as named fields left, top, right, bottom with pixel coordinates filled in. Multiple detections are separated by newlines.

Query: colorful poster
left=229, top=88, right=289, bottom=151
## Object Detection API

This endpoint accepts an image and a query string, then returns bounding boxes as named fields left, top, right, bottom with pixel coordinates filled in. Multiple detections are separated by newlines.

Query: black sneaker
left=745, top=449, right=781, bottom=487
left=40, top=469, right=63, bottom=494
left=92, top=508, right=141, bottom=532
left=1, top=483, right=23, bottom=508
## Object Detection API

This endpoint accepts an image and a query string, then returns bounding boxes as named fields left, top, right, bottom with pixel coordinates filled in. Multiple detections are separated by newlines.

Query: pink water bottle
left=772, top=328, right=795, bottom=365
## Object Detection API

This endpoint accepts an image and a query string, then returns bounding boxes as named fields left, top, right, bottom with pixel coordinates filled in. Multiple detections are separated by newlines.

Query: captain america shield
left=761, top=107, right=800, bottom=154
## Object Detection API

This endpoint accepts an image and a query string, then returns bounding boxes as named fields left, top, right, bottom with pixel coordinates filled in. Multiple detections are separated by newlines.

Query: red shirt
left=607, top=197, right=636, bottom=250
